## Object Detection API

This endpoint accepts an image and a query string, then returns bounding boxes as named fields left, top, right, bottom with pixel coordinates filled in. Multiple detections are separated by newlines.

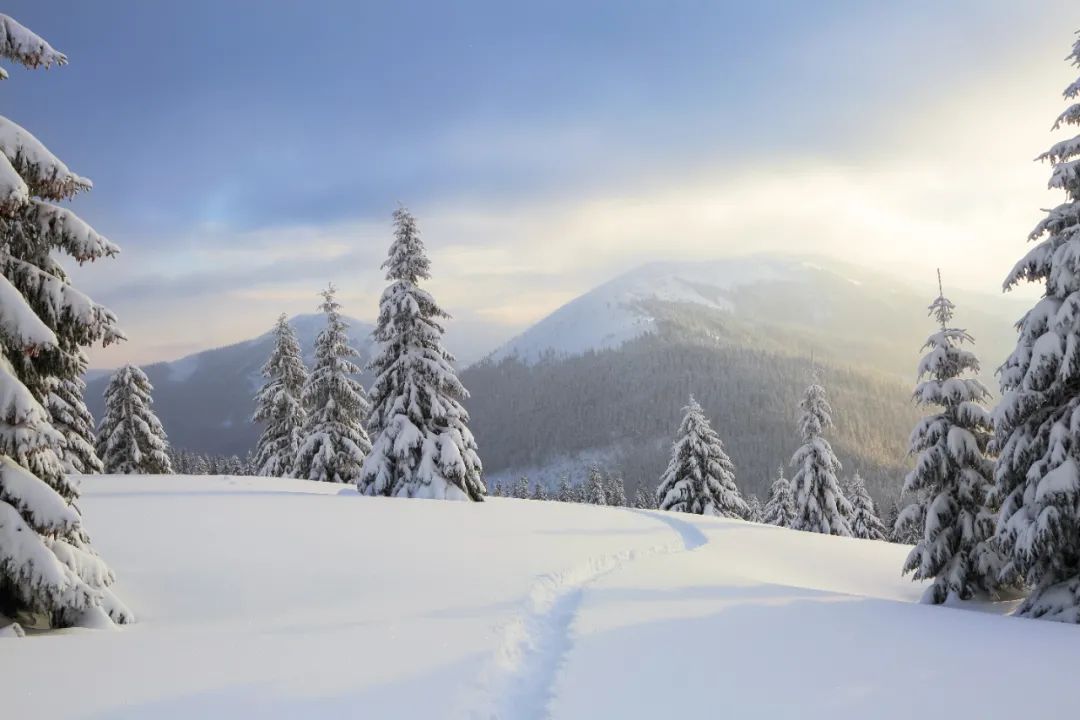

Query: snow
left=3, top=474, right=1079, bottom=718
left=0, top=13, right=67, bottom=71
left=0, top=115, right=90, bottom=200
left=489, top=257, right=800, bottom=364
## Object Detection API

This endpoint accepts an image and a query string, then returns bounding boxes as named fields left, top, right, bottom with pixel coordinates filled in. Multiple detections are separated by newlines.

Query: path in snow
left=626, top=508, right=707, bottom=551
left=462, top=509, right=710, bottom=720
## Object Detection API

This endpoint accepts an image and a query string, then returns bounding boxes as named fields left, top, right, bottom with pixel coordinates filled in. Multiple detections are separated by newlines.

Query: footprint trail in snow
left=461, top=509, right=710, bottom=720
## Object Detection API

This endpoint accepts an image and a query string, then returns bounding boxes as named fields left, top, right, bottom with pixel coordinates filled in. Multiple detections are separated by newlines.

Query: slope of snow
left=3, top=475, right=1078, bottom=719
left=488, top=256, right=802, bottom=363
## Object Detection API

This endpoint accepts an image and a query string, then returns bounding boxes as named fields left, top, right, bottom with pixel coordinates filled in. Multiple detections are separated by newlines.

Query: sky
left=3, top=0, right=1078, bottom=366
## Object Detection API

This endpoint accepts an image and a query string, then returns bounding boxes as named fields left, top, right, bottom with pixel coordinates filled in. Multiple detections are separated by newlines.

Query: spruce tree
left=847, top=471, right=887, bottom=542
left=790, top=376, right=852, bottom=535
left=632, top=486, right=655, bottom=509
left=189, top=454, right=209, bottom=475
left=604, top=472, right=627, bottom=507
left=252, top=314, right=308, bottom=477
left=513, top=475, right=530, bottom=499
left=490, top=481, right=504, bottom=497
left=530, top=482, right=548, bottom=501
left=903, top=277, right=1002, bottom=602
left=745, top=494, right=764, bottom=523
left=294, top=286, right=370, bottom=484
left=994, top=33, right=1080, bottom=620
left=556, top=476, right=575, bottom=503
left=0, top=14, right=132, bottom=627
left=762, top=466, right=796, bottom=528
left=358, top=207, right=485, bottom=500
left=96, top=365, right=172, bottom=475
left=656, top=395, right=749, bottom=517
left=585, top=467, right=608, bottom=505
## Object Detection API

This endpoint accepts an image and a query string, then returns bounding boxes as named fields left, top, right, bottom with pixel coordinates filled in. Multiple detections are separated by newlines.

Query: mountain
left=465, top=256, right=1023, bottom=503
left=488, top=256, right=1022, bottom=382
left=84, top=255, right=1022, bottom=504
left=85, top=313, right=376, bottom=457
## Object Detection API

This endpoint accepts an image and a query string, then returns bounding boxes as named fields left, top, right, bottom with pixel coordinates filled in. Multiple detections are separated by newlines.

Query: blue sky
left=3, top=1, right=1076, bottom=364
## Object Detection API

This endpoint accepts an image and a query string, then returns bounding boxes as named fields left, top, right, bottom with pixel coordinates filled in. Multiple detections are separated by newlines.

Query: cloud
left=76, top=2, right=1075, bottom=367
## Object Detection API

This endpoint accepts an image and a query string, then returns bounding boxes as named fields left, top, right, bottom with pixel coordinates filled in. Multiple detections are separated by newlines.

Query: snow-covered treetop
left=797, top=376, right=833, bottom=443
left=912, top=277, right=989, bottom=416
left=928, top=269, right=955, bottom=329
left=260, top=313, right=305, bottom=378
left=384, top=206, right=431, bottom=285
left=313, top=284, right=358, bottom=363
left=0, top=14, right=67, bottom=79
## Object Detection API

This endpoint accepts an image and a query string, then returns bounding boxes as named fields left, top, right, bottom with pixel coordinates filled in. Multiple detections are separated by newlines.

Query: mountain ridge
left=82, top=254, right=1024, bottom=502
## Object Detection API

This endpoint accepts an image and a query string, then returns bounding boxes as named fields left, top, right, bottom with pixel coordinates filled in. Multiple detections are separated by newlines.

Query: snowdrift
left=2, top=475, right=1078, bottom=719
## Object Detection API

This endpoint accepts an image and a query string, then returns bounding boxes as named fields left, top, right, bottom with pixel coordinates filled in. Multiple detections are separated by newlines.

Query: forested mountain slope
left=466, top=310, right=920, bottom=503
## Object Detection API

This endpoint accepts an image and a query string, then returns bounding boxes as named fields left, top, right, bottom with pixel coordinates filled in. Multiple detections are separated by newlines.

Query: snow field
left=4, top=475, right=1080, bottom=719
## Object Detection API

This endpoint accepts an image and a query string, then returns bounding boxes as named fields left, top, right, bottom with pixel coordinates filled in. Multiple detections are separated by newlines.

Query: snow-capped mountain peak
left=489, top=256, right=805, bottom=363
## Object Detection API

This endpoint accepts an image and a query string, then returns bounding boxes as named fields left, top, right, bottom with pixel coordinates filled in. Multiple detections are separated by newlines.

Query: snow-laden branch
left=0, top=115, right=91, bottom=202
left=0, top=14, right=66, bottom=74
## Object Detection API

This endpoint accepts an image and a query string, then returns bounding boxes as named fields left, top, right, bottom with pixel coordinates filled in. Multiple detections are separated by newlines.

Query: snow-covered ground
left=3, top=475, right=1078, bottom=719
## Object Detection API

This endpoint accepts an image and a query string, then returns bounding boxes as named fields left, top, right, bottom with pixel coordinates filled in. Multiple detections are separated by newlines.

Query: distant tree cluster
left=489, top=465, right=648, bottom=508
left=168, top=449, right=253, bottom=476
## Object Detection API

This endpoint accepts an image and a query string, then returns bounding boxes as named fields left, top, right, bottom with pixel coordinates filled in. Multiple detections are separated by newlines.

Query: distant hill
left=85, top=313, right=376, bottom=457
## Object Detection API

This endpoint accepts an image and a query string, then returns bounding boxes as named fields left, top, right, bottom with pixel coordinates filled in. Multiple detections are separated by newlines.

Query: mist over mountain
left=86, top=255, right=1022, bottom=502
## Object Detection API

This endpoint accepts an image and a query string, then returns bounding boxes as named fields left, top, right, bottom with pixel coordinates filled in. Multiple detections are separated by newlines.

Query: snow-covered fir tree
left=530, top=482, right=548, bottom=501
left=633, top=485, right=655, bottom=509
left=96, top=365, right=172, bottom=475
left=656, top=395, right=749, bottom=518
left=846, top=471, right=887, bottom=542
left=994, top=35, right=1080, bottom=620
left=358, top=208, right=485, bottom=500
left=0, top=15, right=131, bottom=627
left=1, top=114, right=117, bottom=478
left=189, top=453, right=210, bottom=475
left=224, top=455, right=247, bottom=475
left=604, top=472, right=627, bottom=507
left=790, top=377, right=852, bottom=535
left=762, top=466, right=796, bottom=528
left=294, top=286, right=370, bottom=484
left=490, top=481, right=504, bottom=497
left=585, top=466, right=608, bottom=506
left=512, top=475, right=530, bottom=499
left=556, top=476, right=575, bottom=503
left=745, top=494, right=764, bottom=523
left=252, top=314, right=308, bottom=477
left=902, top=276, right=1002, bottom=602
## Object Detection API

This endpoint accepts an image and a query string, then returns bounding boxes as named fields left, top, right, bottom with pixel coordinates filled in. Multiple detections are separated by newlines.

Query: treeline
left=168, top=449, right=254, bottom=476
